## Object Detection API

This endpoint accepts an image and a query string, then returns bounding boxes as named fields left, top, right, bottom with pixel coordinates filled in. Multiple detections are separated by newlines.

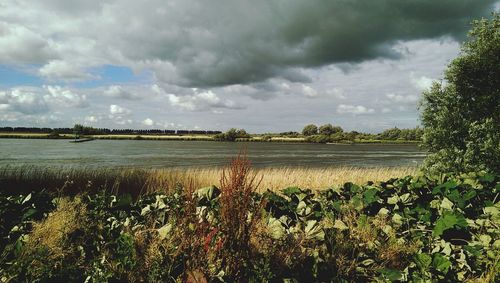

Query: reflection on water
left=0, top=139, right=425, bottom=168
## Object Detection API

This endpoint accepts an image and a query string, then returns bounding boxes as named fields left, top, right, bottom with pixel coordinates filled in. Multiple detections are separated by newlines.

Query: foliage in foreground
left=0, top=170, right=498, bottom=282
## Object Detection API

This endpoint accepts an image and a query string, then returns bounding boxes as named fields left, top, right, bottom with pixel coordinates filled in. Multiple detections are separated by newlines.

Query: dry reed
left=144, top=166, right=418, bottom=193
left=0, top=165, right=418, bottom=196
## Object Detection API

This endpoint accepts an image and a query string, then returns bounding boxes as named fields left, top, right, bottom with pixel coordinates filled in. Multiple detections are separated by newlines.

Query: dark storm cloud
left=109, top=0, right=495, bottom=87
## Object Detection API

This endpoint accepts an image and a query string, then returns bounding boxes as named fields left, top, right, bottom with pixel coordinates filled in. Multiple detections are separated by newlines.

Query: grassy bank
left=0, top=165, right=417, bottom=195
left=0, top=158, right=498, bottom=282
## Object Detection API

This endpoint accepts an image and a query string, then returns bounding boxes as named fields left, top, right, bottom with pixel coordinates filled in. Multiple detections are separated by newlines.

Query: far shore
left=0, top=132, right=420, bottom=144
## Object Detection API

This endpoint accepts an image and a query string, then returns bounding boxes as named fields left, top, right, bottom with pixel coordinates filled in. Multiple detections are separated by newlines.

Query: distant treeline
left=0, top=127, right=222, bottom=135
left=264, top=124, right=424, bottom=143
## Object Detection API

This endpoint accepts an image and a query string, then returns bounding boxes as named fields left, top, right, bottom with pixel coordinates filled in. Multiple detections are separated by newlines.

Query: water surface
left=0, top=139, right=424, bottom=168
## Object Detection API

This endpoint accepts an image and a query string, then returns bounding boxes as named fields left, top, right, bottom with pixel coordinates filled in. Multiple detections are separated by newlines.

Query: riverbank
left=0, top=132, right=420, bottom=144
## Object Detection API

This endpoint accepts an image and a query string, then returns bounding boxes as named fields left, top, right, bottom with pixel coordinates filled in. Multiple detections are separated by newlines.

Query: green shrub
left=420, top=14, right=500, bottom=174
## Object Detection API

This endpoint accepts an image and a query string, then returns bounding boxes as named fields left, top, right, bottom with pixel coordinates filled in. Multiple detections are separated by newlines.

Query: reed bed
left=0, top=165, right=418, bottom=196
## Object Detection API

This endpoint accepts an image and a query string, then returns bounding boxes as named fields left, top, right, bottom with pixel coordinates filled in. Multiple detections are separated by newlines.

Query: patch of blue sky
left=0, top=65, right=43, bottom=88
left=0, top=64, right=153, bottom=89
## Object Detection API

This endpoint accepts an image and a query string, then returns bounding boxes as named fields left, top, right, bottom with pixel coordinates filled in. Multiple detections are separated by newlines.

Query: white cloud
left=0, top=88, right=48, bottom=114
left=0, top=22, right=56, bottom=64
left=142, top=118, right=154, bottom=126
left=167, top=90, right=243, bottom=111
left=337, top=104, right=375, bottom=115
left=301, top=85, right=319, bottom=98
left=104, top=85, right=140, bottom=100
left=410, top=74, right=434, bottom=91
left=84, top=115, right=98, bottom=123
left=43, top=85, right=88, bottom=108
left=109, top=104, right=131, bottom=115
left=39, top=60, right=97, bottom=82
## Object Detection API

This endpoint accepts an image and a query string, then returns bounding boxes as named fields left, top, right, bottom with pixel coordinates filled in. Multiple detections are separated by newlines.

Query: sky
left=0, top=1, right=498, bottom=133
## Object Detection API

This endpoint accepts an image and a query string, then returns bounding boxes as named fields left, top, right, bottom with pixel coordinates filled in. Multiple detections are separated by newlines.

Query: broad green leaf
left=333, top=219, right=348, bottom=230
left=304, top=220, right=324, bottom=241
left=114, top=193, right=132, bottom=208
left=267, top=217, right=286, bottom=239
left=478, top=234, right=491, bottom=246
left=158, top=223, right=173, bottom=240
left=282, top=186, right=301, bottom=197
left=141, top=205, right=151, bottom=216
left=387, top=195, right=399, bottom=205
left=378, top=207, right=390, bottom=215
left=392, top=213, right=403, bottom=225
left=22, top=208, right=37, bottom=220
left=432, top=254, right=451, bottom=274
left=379, top=268, right=403, bottom=281
left=433, top=211, right=468, bottom=237
left=415, top=253, right=432, bottom=270
left=363, top=188, right=378, bottom=205
left=440, top=197, right=454, bottom=210
left=479, top=173, right=495, bottom=182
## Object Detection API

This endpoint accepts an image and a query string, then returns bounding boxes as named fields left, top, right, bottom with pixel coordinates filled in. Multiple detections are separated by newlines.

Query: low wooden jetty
left=69, top=138, right=94, bottom=143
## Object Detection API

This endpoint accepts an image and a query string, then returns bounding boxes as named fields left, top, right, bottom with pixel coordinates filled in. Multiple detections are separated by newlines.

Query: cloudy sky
left=0, top=1, right=498, bottom=133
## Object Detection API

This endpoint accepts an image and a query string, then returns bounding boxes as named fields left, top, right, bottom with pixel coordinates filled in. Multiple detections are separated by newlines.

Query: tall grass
left=0, top=165, right=418, bottom=196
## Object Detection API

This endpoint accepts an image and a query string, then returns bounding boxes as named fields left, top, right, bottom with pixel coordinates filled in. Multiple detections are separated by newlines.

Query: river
left=0, top=139, right=425, bottom=168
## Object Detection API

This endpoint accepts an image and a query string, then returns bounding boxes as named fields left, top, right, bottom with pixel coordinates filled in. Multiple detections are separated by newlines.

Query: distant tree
left=318, top=124, right=343, bottom=135
left=420, top=14, right=500, bottom=174
left=378, top=127, right=402, bottom=140
left=344, top=131, right=357, bottom=142
left=302, top=124, right=318, bottom=136
left=236, top=129, right=250, bottom=139
left=214, top=128, right=251, bottom=142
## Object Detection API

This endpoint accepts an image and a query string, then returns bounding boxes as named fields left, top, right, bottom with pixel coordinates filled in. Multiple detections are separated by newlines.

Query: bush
left=302, top=124, right=318, bottom=136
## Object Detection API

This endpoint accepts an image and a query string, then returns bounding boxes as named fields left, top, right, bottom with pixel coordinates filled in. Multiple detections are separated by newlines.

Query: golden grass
left=26, top=197, right=86, bottom=260
left=143, top=166, right=418, bottom=193
left=0, top=165, right=418, bottom=195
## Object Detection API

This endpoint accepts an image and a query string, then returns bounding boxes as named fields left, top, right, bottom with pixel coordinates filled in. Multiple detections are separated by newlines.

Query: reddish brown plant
left=218, top=150, right=263, bottom=280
